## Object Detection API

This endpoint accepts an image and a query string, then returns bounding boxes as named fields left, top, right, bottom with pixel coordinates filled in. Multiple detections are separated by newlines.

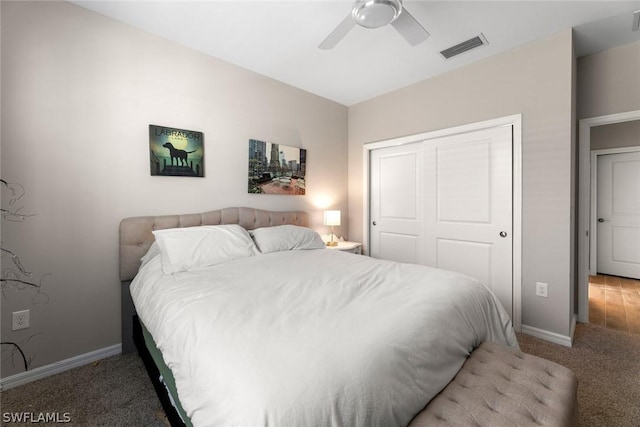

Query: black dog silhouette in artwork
left=162, top=142, right=196, bottom=166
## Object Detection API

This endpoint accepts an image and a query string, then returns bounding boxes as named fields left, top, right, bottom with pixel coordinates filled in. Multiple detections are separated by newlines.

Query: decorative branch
left=1, top=246, right=32, bottom=276
left=1, top=179, right=51, bottom=372
left=0, top=342, right=28, bottom=371
left=0, top=272, right=51, bottom=305
left=0, top=332, right=44, bottom=371
left=1, top=179, right=37, bottom=221
left=1, top=178, right=25, bottom=204
left=0, top=278, right=37, bottom=288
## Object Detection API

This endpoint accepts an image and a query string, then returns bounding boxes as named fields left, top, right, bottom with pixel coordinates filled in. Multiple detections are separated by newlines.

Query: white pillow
left=250, top=225, right=326, bottom=254
left=140, top=241, right=161, bottom=269
left=152, top=224, right=258, bottom=274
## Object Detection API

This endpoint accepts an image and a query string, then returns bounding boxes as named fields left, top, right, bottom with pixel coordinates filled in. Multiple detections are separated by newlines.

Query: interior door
left=597, top=151, right=640, bottom=279
left=423, top=126, right=513, bottom=315
left=369, top=142, right=424, bottom=264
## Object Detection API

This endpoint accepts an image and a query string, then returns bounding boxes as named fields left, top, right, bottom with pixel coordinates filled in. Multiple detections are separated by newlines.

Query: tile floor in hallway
left=589, top=274, right=640, bottom=335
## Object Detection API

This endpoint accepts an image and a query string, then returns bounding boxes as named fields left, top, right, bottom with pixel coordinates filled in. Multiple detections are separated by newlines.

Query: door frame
left=577, top=109, right=640, bottom=323
left=590, top=147, right=640, bottom=276
left=363, top=114, right=523, bottom=332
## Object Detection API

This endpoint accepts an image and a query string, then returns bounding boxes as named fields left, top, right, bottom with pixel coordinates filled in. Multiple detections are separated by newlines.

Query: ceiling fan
left=319, top=0, right=430, bottom=49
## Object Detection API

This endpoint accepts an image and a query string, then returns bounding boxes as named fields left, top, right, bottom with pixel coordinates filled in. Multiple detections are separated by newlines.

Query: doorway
left=592, top=149, right=640, bottom=279
left=589, top=274, right=640, bottom=335
left=577, top=110, right=640, bottom=323
left=363, top=115, right=522, bottom=331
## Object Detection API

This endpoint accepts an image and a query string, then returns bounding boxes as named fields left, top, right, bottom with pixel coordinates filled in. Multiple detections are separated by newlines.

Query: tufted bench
left=410, top=341, right=578, bottom=427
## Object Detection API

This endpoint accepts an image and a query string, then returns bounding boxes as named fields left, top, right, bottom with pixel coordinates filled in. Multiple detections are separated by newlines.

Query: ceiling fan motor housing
left=352, top=0, right=402, bottom=29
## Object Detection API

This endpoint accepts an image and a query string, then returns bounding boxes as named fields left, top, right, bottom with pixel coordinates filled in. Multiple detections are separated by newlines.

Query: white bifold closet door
left=369, top=125, right=513, bottom=317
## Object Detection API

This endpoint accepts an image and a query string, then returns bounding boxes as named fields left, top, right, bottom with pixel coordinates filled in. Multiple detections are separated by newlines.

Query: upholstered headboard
left=119, top=207, right=309, bottom=282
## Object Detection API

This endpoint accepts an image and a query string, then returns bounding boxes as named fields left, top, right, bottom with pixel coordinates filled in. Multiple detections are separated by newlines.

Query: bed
left=119, top=207, right=518, bottom=427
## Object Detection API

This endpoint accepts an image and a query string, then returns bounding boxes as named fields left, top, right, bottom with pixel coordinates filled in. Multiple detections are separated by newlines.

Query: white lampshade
left=323, top=210, right=341, bottom=226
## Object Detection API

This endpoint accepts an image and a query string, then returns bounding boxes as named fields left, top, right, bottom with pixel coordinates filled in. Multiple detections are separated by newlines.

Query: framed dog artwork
left=149, top=124, right=204, bottom=177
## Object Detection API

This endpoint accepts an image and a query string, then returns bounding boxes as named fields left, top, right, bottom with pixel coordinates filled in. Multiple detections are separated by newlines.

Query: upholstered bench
left=410, top=341, right=578, bottom=427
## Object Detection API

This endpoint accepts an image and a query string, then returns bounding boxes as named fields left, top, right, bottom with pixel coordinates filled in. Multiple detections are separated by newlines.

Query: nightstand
left=326, top=241, right=362, bottom=255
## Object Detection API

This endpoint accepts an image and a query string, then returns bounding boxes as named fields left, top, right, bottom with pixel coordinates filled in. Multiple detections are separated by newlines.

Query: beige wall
left=0, top=1, right=347, bottom=377
left=348, top=30, right=576, bottom=338
left=591, top=120, right=640, bottom=150
left=577, top=40, right=640, bottom=120
left=577, top=40, right=640, bottom=166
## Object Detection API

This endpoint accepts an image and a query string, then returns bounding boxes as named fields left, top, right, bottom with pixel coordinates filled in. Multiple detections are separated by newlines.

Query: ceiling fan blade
left=391, top=7, right=429, bottom=46
left=318, top=13, right=356, bottom=49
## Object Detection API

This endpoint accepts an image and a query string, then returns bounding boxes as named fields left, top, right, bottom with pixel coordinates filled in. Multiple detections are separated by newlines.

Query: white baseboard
left=0, top=344, right=122, bottom=391
left=521, top=322, right=575, bottom=348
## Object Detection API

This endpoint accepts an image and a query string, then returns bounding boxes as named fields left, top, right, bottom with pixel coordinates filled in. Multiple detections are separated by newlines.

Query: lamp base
left=326, top=241, right=338, bottom=247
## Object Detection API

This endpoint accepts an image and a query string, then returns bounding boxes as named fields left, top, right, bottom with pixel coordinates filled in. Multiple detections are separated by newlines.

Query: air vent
left=440, top=33, right=488, bottom=59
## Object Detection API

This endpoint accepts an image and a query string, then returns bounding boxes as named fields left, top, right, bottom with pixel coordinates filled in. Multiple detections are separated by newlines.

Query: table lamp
left=323, top=210, right=341, bottom=247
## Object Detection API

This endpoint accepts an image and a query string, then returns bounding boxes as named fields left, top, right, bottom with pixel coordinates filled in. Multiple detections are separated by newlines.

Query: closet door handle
left=372, top=221, right=377, bottom=226
left=499, top=231, right=508, bottom=238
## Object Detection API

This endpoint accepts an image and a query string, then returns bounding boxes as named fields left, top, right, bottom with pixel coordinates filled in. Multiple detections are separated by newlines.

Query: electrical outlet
left=12, top=309, right=30, bottom=331
left=535, top=282, right=548, bottom=298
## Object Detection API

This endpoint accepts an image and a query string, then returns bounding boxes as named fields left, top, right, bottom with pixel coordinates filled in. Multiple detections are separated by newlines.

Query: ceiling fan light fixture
left=319, top=0, right=427, bottom=49
left=352, top=0, right=402, bottom=29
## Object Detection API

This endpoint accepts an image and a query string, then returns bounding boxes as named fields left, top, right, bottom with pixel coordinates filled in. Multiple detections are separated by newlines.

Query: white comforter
left=131, top=249, right=518, bottom=427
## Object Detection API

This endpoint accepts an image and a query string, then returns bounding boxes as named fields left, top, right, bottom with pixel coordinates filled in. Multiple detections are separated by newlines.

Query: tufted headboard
left=119, top=207, right=309, bottom=282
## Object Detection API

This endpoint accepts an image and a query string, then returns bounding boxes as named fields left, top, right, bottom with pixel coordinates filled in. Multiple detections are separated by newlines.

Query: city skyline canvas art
left=248, top=139, right=306, bottom=195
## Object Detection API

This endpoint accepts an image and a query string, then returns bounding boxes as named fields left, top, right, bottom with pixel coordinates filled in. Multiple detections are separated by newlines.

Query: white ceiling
left=72, top=1, right=640, bottom=106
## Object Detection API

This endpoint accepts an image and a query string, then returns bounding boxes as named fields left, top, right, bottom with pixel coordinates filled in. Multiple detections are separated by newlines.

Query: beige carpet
left=1, top=322, right=638, bottom=426
left=0, top=351, right=168, bottom=426
left=518, top=323, right=640, bottom=427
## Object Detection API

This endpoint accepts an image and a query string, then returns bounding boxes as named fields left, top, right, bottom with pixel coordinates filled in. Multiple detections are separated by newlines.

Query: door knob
left=499, top=231, right=508, bottom=238
left=598, top=218, right=607, bottom=223
left=372, top=221, right=377, bottom=226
